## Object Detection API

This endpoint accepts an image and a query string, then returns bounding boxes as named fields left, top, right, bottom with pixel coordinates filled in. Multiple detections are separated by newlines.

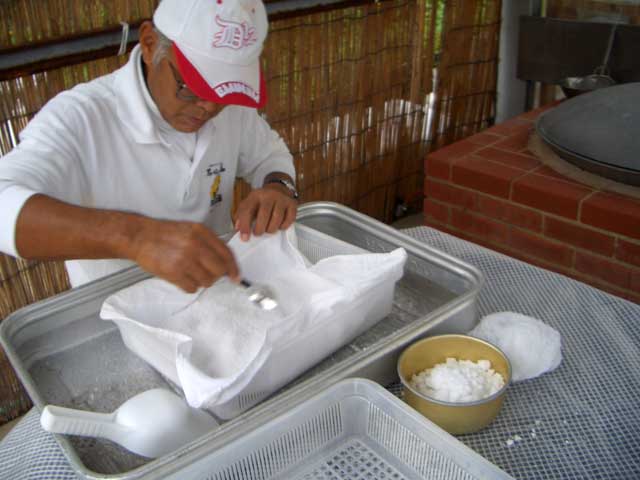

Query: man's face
left=140, top=23, right=224, bottom=133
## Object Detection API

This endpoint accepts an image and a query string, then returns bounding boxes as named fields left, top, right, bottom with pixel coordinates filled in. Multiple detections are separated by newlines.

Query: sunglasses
left=167, top=61, right=201, bottom=103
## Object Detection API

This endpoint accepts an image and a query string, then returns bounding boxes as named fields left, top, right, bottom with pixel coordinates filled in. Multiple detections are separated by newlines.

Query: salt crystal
left=506, top=439, right=515, bottom=447
left=409, top=357, right=505, bottom=403
left=514, top=435, right=522, bottom=442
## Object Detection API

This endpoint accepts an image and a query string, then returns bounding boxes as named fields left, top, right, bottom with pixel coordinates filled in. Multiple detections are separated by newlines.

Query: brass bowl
left=397, top=334, right=511, bottom=435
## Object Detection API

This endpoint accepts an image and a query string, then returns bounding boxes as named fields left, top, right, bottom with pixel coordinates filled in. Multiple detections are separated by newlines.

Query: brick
left=511, top=251, right=573, bottom=277
left=512, top=173, right=593, bottom=219
left=441, top=224, right=470, bottom=240
left=616, top=239, right=640, bottom=269
left=510, top=228, right=574, bottom=267
left=474, top=195, right=543, bottom=232
left=474, top=147, right=541, bottom=171
left=492, top=129, right=532, bottom=153
left=581, top=192, right=640, bottom=241
left=545, top=217, right=616, bottom=257
left=451, top=209, right=510, bottom=245
left=462, top=233, right=516, bottom=257
left=532, top=165, right=590, bottom=187
left=423, top=198, right=449, bottom=224
left=574, top=252, right=635, bottom=291
left=452, top=157, right=524, bottom=199
left=486, top=118, right=533, bottom=137
left=424, top=217, right=447, bottom=231
left=567, top=271, right=640, bottom=304
left=466, top=132, right=503, bottom=146
left=424, top=179, right=477, bottom=209
left=620, top=290, right=640, bottom=305
left=520, top=101, right=562, bottom=120
left=521, top=109, right=545, bottom=121
left=424, top=220, right=471, bottom=241
left=425, top=155, right=452, bottom=180
left=429, top=139, right=481, bottom=162
left=631, top=270, right=640, bottom=295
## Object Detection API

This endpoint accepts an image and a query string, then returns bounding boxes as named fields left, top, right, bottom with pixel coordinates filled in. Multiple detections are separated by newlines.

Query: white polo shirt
left=0, top=45, right=295, bottom=287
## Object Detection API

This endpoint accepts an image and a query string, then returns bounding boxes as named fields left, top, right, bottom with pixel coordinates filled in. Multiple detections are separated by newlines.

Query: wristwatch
left=266, top=178, right=299, bottom=199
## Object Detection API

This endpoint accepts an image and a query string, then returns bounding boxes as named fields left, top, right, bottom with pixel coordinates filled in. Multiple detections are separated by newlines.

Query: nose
left=196, top=100, right=222, bottom=115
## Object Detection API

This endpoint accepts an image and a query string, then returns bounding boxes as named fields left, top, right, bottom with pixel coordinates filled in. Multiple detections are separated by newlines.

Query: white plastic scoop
left=40, top=388, right=218, bottom=458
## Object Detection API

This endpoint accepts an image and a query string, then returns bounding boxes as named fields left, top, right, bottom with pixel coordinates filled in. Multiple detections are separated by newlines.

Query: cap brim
left=173, top=43, right=266, bottom=109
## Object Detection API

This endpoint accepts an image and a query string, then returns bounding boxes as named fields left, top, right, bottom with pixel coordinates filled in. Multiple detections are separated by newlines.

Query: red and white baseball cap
left=154, top=0, right=268, bottom=108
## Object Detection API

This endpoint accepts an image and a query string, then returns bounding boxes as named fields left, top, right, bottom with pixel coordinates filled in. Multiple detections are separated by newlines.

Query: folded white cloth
left=469, top=311, right=562, bottom=382
left=101, top=225, right=407, bottom=409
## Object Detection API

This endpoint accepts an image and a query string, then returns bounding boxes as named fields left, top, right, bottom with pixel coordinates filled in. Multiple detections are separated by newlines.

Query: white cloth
left=0, top=44, right=294, bottom=287
left=100, top=226, right=407, bottom=409
left=469, top=311, right=563, bottom=382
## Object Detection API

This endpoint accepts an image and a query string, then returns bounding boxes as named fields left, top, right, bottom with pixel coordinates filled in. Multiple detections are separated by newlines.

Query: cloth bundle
left=101, top=225, right=406, bottom=411
left=469, top=311, right=563, bottom=382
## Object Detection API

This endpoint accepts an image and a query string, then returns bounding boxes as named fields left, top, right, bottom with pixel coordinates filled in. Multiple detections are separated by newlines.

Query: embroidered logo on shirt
left=209, top=175, right=222, bottom=206
left=207, top=162, right=224, bottom=207
left=212, top=16, right=257, bottom=50
left=206, top=163, right=226, bottom=176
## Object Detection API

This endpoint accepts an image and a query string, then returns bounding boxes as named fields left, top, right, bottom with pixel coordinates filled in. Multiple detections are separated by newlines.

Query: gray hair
left=152, top=27, right=173, bottom=66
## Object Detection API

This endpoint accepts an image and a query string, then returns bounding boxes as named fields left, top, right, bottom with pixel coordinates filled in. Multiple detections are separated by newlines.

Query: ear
left=139, top=21, right=157, bottom=67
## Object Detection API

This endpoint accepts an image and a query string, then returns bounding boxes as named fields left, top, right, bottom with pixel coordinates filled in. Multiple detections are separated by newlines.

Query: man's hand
left=131, top=218, right=239, bottom=293
left=234, top=184, right=298, bottom=241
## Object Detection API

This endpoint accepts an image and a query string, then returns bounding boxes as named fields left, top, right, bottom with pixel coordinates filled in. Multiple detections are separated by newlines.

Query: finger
left=235, top=197, right=259, bottom=241
left=175, top=273, right=199, bottom=294
left=187, top=261, right=218, bottom=289
left=253, top=198, right=275, bottom=236
left=200, top=233, right=240, bottom=280
left=266, top=201, right=286, bottom=233
left=280, top=202, right=298, bottom=230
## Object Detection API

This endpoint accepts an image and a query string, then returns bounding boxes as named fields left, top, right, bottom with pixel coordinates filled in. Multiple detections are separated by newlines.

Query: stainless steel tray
left=0, top=202, right=483, bottom=479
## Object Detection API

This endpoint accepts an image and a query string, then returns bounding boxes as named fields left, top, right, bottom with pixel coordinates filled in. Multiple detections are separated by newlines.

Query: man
left=0, top=0, right=298, bottom=293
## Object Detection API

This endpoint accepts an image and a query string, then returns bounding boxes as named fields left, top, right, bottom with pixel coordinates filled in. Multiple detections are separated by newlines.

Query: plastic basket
left=164, top=378, right=514, bottom=480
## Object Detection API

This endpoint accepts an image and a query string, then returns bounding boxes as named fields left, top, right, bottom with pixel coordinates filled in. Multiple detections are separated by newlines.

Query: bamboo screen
left=253, top=0, right=441, bottom=221
left=432, top=0, right=501, bottom=147
left=0, top=0, right=502, bottom=424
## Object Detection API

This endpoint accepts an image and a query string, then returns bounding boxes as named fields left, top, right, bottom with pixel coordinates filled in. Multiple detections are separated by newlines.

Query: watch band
left=266, top=178, right=299, bottom=199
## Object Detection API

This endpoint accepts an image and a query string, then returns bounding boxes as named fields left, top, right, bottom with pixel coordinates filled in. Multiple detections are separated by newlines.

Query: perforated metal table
left=2, top=226, right=639, bottom=479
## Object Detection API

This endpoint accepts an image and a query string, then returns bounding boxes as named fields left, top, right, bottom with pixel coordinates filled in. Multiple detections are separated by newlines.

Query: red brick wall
left=424, top=105, right=640, bottom=304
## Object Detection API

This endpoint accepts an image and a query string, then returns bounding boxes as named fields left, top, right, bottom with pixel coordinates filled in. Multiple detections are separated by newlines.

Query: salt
left=469, top=311, right=562, bottom=382
left=163, top=280, right=292, bottom=379
left=409, top=357, right=504, bottom=403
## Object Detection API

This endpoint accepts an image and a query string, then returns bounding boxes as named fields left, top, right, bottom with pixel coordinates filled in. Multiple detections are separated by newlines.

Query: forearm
left=15, top=194, right=145, bottom=261
left=14, top=194, right=239, bottom=292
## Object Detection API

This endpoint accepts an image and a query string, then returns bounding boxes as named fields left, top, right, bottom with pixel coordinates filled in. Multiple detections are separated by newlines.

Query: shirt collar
left=114, top=45, right=169, bottom=145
